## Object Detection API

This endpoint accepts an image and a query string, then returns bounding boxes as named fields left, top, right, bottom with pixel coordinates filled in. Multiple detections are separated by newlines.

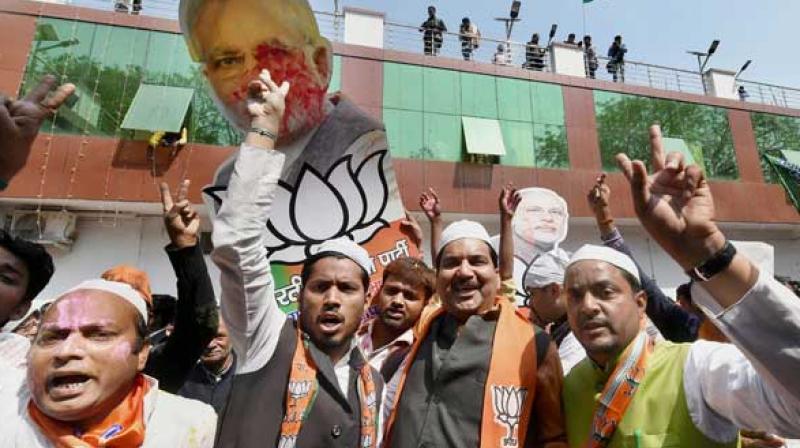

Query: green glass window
left=751, top=112, right=800, bottom=183
left=500, top=120, right=535, bottom=167
left=20, top=18, right=341, bottom=147
left=384, top=109, right=424, bottom=159
left=423, top=67, right=461, bottom=115
left=497, top=77, right=532, bottom=122
left=424, top=113, right=463, bottom=161
left=461, top=72, right=498, bottom=119
left=381, top=62, right=567, bottom=167
left=531, top=82, right=565, bottom=126
left=383, top=62, right=423, bottom=111
left=594, top=91, right=738, bottom=179
left=534, top=124, right=569, bottom=169
left=328, top=55, right=342, bottom=93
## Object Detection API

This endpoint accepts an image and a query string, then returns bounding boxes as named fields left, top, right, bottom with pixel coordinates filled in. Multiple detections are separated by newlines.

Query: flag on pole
left=764, top=153, right=800, bottom=214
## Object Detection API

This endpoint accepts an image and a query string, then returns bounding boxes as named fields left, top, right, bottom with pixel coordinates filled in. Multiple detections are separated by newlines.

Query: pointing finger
left=159, top=182, right=174, bottom=213
left=22, top=75, right=57, bottom=104
left=649, top=124, right=666, bottom=172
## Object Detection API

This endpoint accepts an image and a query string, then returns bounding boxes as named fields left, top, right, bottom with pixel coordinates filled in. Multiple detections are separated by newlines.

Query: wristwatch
left=686, top=240, right=737, bottom=282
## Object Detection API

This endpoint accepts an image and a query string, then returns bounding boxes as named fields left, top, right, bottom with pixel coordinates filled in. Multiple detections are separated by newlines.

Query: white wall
left=30, top=211, right=800, bottom=307
left=38, top=215, right=220, bottom=304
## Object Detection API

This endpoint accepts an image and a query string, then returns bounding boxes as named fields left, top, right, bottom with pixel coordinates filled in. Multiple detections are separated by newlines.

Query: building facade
left=2, top=0, right=800, bottom=304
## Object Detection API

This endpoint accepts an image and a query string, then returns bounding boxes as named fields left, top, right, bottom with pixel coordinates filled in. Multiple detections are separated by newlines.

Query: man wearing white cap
left=384, top=219, right=566, bottom=448
left=524, top=254, right=585, bottom=376
left=0, top=279, right=217, bottom=447
left=562, top=125, right=800, bottom=447
left=211, top=71, right=382, bottom=448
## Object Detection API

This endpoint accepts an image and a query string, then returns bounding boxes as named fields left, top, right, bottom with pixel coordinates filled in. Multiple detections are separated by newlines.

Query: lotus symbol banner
left=491, top=385, right=528, bottom=447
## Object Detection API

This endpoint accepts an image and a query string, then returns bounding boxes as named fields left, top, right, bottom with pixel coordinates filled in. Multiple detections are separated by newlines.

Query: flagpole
left=582, top=2, right=587, bottom=37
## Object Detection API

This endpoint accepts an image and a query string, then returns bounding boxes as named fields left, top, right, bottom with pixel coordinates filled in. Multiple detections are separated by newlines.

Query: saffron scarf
left=588, top=331, right=655, bottom=448
left=29, top=374, right=150, bottom=448
left=385, top=298, right=538, bottom=448
left=279, top=329, right=377, bottom=448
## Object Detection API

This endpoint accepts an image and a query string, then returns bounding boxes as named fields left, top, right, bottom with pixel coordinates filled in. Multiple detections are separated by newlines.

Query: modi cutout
left=180, top=0, right=414, bottom=312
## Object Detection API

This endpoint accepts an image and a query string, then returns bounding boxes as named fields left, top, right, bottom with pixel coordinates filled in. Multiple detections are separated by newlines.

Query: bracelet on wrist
left=686, top=240, right=736, bottom=282
left=249, top=126, right=278, bottom=141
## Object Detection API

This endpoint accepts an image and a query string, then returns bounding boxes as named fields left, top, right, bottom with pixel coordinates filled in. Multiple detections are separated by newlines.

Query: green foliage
left=751, top=112, right=800, bottom=183
left=21, top=18, right=239, bottom=147
left=535, top=125, right=569, bottom=169
left=594, top=91, right=738, bottom=179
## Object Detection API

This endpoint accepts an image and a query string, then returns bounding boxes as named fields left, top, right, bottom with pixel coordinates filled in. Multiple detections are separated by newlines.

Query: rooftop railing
left=33, top=0, right=800, bottom=110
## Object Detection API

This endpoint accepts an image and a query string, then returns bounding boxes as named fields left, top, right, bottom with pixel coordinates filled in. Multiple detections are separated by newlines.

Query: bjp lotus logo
left=278, top=435, right=297, bottom=448
left=288, top=380, right=312, bottom=400
left=268, top=150, right=390, bottom=264
left=491, top=385, right=528, bottom=447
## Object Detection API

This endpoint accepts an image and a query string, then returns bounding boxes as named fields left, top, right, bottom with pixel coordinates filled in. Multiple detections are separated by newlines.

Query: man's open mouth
left=319, top=312, right=344, bottom=334
left=48, top=374, right=92, bottom=399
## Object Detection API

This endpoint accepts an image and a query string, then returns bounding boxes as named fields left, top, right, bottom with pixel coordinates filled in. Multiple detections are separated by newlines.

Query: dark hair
left=435, top=240, right=498, bottom=270
left=301, top=252, right=370, bottom=292
left=614, top=35, right=622, bottom=41
left=132, top=314, right=148, bottom=353
left=382, top=257, right=435, bottom=302
left=620, top=269, right=642, bottom=293
left=0, top=229, right=54, bottom=303
left=676, top=282, right=692, bottom=303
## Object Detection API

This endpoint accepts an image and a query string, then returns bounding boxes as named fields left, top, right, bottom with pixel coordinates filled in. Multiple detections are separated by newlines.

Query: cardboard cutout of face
left=180, top=0, right=417, bottom=315
left=512, top=188, right=569, bottom=253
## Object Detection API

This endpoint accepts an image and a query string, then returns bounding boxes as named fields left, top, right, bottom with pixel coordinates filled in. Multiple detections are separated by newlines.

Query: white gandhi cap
left=60, top=279, right=150, bottom=324
left=312, top=237, right=374, bottom=275
left=567, top=244, right=640, bottom=284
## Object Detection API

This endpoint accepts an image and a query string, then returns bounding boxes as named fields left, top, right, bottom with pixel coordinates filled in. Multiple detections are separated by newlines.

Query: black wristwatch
left=686, top=240, right=737, bottom=282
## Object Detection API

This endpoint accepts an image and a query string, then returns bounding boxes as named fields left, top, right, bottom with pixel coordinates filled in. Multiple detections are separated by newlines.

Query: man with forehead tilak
left=384, top=220, right=567, bottom=448
left=561, top=126, right=800, bottom=447
left=0, top=280, right=216, bottom=447
left=210, top=71, right=382, bottom=448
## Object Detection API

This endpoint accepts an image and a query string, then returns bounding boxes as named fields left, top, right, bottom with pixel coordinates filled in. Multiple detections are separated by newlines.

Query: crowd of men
left=0, top=0, right=799, bottom=445
left=421, top=5, right=627, bottom=81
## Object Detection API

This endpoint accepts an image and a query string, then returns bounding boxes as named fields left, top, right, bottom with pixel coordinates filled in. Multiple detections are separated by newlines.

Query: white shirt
left=358, top=320, right=414, bottom=373
left=0, top=375, right=216, bottom=447
left=681, top=269, right=800, bottom=442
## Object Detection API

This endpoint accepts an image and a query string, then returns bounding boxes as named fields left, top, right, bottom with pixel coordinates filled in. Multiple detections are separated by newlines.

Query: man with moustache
left=561, top=126, right=800, bottom=447
left=0, top=279, right=216, bottom=447
left=178, top=315, right=237, bottom=415
left=211, top=70, right=382, bottom=448
left=384, top=220, right=567, bottom=448
left=357, top=256, right=435, bottom=380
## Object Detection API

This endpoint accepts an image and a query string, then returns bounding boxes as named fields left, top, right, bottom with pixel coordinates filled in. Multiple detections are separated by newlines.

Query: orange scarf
left=588, top=331, right=655, bottom=448
left=29, top=374, right=150, bottom=448
left=385, top=298, right=538, bottom=448
left=279, top=329, right=377, bottom=448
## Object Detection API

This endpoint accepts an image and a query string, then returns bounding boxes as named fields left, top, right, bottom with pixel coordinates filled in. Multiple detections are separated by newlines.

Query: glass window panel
left=461, top=72, right=497, bottom=119
left=383, top=62, right=423, bottom=111
left=423, top=67, right=461, bottom=115
left=594, top=91, right=738, bottom=179
left=328, top=55, right=342, bottom=93
left=424, top=113, right=463, bottom=161
left=534, top=124, right=569, bottom=169
left=497, top=77, right=532, bottom=122
left=531, top=82, right=565, bottom=126
left=751, top=112, right=800, bottom=183
left=500, top=120, right=535, bottom=167
left=384, top=109, right=424, bottom=159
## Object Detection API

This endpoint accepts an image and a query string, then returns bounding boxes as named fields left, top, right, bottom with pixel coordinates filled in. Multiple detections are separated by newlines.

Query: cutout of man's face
left=191, top=0, right=332, bottom=138
left=513, top=189, right=568, bottom=249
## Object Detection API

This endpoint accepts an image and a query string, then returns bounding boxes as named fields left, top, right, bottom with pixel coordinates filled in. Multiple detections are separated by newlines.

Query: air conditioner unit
left=10, top=211, right=77, bottom=249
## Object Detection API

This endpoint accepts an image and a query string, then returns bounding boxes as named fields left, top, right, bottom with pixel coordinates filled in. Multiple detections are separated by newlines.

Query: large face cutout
left=512, top=188, right=569, bottom=249
left=186, top=0, right=331, bottom=137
